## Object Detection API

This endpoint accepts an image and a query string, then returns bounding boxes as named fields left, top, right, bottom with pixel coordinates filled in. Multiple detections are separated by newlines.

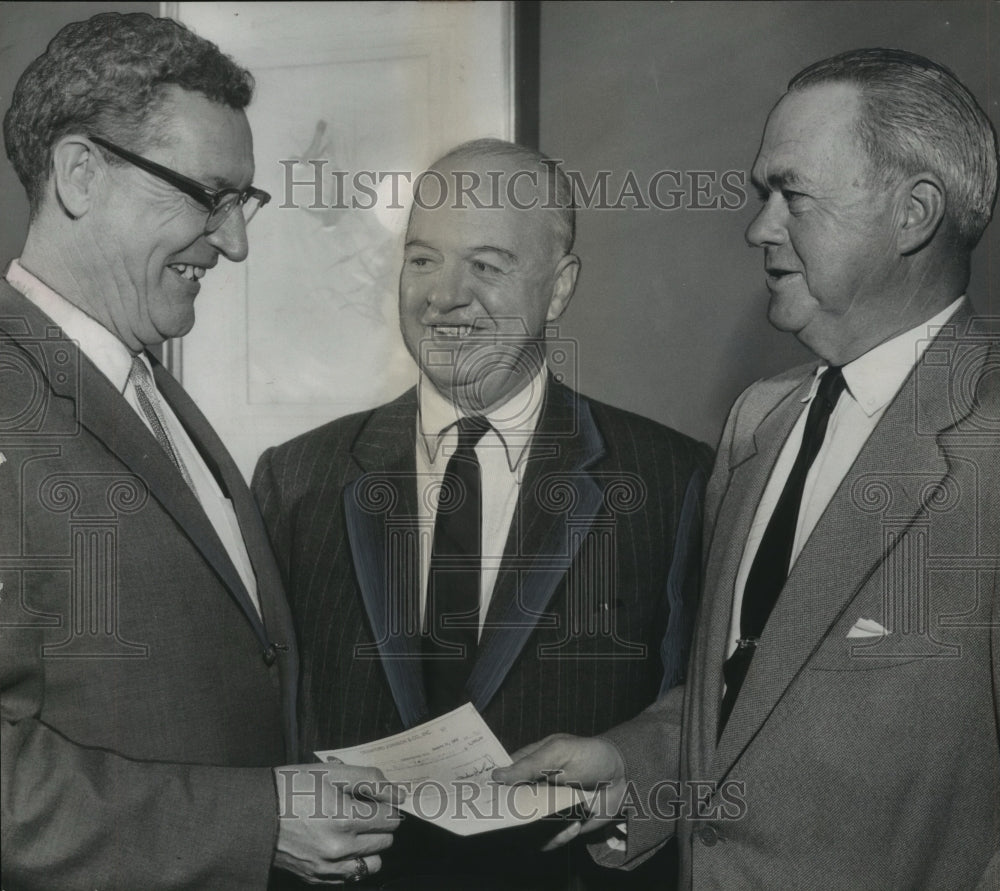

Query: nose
left=425, top=263, right=472, bottom=314
left=745, top=194, right=787, bottom=248
left=206, top=208, right=250, bottom=262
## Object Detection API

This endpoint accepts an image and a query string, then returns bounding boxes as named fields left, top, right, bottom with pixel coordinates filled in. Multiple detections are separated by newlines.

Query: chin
left=767, top=292, right=813, bottom=335
left=156, top=312, right=196, bottom=344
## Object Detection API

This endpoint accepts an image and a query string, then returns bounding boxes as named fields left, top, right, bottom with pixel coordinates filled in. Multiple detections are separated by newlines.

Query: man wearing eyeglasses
left=0, top=13, right=398, bottom=890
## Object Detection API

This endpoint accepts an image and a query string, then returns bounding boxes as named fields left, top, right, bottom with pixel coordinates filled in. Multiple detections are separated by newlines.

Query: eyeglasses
left=88, top=135, right=271, bottom=233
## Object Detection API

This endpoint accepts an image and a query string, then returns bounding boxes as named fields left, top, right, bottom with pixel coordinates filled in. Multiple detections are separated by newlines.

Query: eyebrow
left=468, top=245, right=517, bottom=263
left=404, top=239, right=441, bottom=251
left=203, top=168, right=255, bottom=191
left=403, top=241, right=519, bottom=264
left=751, top=166, right=807, bottom=193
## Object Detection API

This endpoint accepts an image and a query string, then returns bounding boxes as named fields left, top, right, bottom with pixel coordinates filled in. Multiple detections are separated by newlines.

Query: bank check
left=316, top=703, right=590, bottom=835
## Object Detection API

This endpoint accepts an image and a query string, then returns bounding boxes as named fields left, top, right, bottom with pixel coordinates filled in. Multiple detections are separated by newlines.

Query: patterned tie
left=423, top=415, right=490, bottom=718
left=718, top=366, right=846, bottom=737
left=128, top=356, right=196, bottom=493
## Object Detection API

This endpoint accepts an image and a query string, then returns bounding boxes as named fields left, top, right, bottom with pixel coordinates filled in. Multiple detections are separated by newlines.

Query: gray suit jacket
left=1, top=283, right=299, bottom=891
left=600, top=303, right=1000, bottom=888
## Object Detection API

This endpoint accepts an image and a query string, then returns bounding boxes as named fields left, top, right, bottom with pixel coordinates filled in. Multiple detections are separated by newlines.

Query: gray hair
left=789, top=48, right=998, bottom=249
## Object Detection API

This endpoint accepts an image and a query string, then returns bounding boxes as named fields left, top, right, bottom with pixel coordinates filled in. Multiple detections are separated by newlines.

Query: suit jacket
left=0, top=283, right=299, bottom=891
left=253, top=379, right=711, bottom=886
left=601, top=303, right=1000, bottom=889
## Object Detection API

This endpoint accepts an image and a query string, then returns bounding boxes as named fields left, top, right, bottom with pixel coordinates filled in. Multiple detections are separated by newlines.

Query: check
left=316, top=703, right=587, bottom=836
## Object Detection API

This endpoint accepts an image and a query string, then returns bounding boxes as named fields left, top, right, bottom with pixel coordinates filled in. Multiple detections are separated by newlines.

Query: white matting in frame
left=165, top=1, right=515, bottom=477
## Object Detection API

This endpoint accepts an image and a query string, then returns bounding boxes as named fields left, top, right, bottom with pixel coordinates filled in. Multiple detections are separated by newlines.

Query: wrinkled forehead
left=409, top=154, right=563, bottom=249
left=752, top=82, right=865, bottom=177
left=152, top=85, right=255, bottom=188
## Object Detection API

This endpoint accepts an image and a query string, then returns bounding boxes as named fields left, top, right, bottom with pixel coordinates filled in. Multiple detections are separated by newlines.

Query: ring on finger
left=346, top=856, right=369, bottom=884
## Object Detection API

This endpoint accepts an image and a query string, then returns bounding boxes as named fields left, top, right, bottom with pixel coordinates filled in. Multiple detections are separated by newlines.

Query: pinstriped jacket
left=253, top=378, right=713, bottom=758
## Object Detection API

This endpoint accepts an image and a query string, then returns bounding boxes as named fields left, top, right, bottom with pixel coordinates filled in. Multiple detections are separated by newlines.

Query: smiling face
left=399, top=155, right=578, bottom=412
left=87, top=86, right=254, bottom=350
left=746, top=83, right=905, bottom=363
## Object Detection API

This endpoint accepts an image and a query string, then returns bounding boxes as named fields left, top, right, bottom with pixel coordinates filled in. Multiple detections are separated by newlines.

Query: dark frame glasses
left=88, top=134, right=271, bottom=232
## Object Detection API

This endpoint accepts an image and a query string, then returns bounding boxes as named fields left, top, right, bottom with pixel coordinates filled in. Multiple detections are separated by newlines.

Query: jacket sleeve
left=981, top=565, right=1000, bottom=889
left=588, top=396, right=746, bottom=870
left=587, top=683, right=686, bottom=870
left=252, top=446, right=292, bottom=583
left=0, top=496, right=280, bottom=891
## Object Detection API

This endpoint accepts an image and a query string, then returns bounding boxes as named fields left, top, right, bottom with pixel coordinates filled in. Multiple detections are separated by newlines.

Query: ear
left=545, top=253, right=580, bottom=322
left=50, top=136, right=101, bottom=218
left=896, top=173, right=945, bottom=255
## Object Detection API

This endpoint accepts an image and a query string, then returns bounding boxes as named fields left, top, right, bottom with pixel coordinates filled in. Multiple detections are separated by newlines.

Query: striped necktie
left=128, top=356, right=196, bottom=493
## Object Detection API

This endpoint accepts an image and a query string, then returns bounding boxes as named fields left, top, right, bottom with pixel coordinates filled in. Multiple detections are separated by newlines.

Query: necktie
left=719, top=366, right=846, bottom=736
left=423, top=416, right=490, bottom=717
left=128, top=356, right=196, bottom=493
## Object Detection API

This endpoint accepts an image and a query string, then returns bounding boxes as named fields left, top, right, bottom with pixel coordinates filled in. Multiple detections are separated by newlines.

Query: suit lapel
left=151, top=359, right=272, bottom=644
left=712, top=308, right=978, bottom=778
left=154, top=358, right=299, bottom=755
left=342, top=389, right=428, bottom=728
left=689, top=370, right=814, bottom=776
left=0, top=286, right=271, bottom=647
left=467, top=381, right=605, bottom=712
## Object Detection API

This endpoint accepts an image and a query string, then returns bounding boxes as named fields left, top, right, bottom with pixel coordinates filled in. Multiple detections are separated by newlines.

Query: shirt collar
left=418, top=368, right=547, bottom=471
left=803, top=297, right=965, bottom=416
left=5, top=258, right=136, bottom=394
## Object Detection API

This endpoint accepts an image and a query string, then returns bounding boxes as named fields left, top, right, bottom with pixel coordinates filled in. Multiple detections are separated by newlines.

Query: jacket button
left=262, top=645, right=277, bottom=666
left=698, top=825, right=720, bottom=847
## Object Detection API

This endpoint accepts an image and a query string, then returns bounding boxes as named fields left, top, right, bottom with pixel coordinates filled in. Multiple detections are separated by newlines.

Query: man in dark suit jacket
left=254, top=139, right=712, bottom=888
left=497, top=49, right=999, bottom=888
left=0, top=14, right=397, bottom=890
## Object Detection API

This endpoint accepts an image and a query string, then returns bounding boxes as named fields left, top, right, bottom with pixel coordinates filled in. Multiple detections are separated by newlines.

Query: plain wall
left=0, top=2, right=158, bottom=265
left=539, top=0, right=999, bottom=448
left=2, top=2, right=996, bottom=451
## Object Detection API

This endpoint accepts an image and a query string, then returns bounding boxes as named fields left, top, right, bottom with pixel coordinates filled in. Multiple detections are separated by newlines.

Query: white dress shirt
left=6, top=259, right=261, bottom=616
left=415, top=368, right=547, bottom=635
left=725, top=298, right=964, bottom=659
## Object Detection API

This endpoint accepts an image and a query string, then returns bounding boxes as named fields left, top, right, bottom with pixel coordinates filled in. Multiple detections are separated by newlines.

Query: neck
left=435, top=366, right=543, bottom=416
left=22, top=225, right=100, bottom=316
left=819, top=294, right=961, bottom=366
left=820, top=247, right=967, bottom=365
left=20, top=223, right=143, bottom=352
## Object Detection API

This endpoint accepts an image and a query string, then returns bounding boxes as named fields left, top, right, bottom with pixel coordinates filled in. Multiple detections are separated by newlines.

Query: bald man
left=253, top=139, right=713, bottom=889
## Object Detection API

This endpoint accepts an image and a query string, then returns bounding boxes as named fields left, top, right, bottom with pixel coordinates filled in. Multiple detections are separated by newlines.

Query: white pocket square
left=847, top=617, right=890, bottom=639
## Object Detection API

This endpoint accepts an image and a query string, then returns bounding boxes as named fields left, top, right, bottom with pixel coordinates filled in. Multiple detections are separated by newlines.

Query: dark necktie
left=719, top=366, right=846, bottom=737
left=423, top=416, right=490, bottom=717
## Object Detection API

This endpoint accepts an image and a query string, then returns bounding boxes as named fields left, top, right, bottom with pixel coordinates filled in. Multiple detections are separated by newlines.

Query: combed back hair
left=789, top=47, right=998, bottom=249
left=4, top=12, right=254, bottom=215
left=428, top=138, right=576, bottom=254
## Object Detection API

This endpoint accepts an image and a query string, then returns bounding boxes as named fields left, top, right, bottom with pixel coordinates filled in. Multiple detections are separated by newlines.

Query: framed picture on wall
left=165, top=1, right=537, bottom=477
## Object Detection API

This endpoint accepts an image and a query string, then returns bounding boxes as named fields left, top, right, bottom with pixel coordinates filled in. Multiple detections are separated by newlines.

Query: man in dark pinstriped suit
left=253, top=140, right=712, bottom=889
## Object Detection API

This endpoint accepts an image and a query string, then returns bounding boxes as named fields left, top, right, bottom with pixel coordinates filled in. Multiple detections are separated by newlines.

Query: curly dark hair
left=4, top=12, right=254, bottom=214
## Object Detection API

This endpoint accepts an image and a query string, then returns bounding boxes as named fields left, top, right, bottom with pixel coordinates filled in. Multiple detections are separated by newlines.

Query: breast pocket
left=808, top=630, right=944, bottom=672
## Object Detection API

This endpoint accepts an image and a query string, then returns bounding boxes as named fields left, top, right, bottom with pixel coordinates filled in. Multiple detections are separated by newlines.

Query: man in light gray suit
left=1, top=14, right=397, bottom=889
left=497, top=48, right=999, bottom=888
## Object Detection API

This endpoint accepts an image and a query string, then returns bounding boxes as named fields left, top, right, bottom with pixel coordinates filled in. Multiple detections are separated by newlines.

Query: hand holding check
left=492, top=733, right=628, bottom=851
left=272, top=763, right=404, bottom=885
